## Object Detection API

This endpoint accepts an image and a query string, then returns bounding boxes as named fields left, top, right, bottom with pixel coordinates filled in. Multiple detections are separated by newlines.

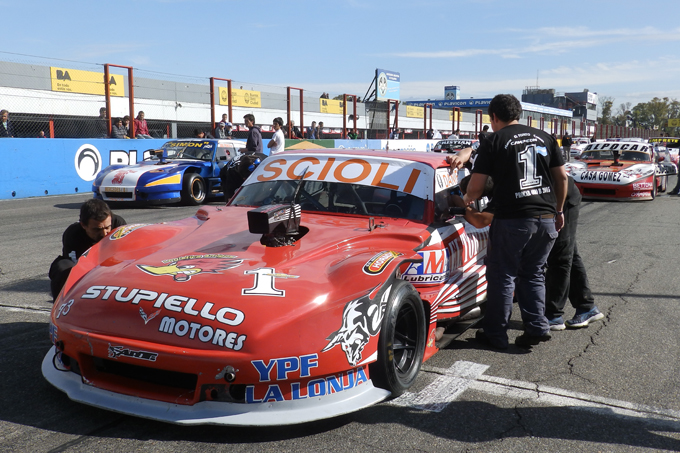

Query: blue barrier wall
left=1, top=138, right=435, bottom=200
left=1, top=139, right=168, bottom=200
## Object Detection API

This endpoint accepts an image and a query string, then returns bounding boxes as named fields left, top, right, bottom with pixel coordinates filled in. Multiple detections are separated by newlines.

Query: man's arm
left=446, top=147, right=473, bottom=170
left=550, top=165, right=568, bottom=230
left=463, top=173, right=489, bottom=205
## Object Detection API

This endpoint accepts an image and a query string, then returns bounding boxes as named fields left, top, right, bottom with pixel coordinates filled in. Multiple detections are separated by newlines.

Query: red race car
left=568, top=140, right=666, bottom=200
left=43, top=149, right=488, bottom=426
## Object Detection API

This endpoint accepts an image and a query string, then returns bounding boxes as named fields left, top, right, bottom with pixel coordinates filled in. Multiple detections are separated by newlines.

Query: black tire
left=182, top=173, right=206, bottom=205
left=370, top=279, right=426, bottom=397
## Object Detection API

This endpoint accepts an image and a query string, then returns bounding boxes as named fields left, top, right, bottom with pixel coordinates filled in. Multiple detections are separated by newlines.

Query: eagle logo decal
left=137, top=254, right=243, bottom=282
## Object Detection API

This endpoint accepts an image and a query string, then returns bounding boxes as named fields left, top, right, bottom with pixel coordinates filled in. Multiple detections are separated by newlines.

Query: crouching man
left=48, top=199, right=126, bottom=301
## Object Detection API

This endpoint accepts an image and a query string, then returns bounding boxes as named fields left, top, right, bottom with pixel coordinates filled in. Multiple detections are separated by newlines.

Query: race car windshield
left=581, top=150, right=651, bottom=162
left=161, top=143, right=213, bottom=161
left=231, top=180, right=425, bottom=220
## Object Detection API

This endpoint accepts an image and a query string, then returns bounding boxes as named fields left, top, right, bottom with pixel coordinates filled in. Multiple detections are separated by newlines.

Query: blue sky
left=3, top=0, right=679, bottom=110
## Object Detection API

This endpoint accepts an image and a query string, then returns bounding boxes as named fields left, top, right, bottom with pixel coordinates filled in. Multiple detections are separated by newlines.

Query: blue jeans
left=483, top=216, right=559, bottom=346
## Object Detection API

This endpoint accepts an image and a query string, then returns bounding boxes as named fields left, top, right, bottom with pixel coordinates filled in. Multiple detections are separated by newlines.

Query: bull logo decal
left=137, top=254, right=243, bottom=282
left=111, top=169, right=135, bottom=185
left=322, top=284, right=392, bottom=366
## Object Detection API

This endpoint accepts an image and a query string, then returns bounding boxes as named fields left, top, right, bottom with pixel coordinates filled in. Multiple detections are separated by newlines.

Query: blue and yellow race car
left=92, top=139, right=245, bottom=205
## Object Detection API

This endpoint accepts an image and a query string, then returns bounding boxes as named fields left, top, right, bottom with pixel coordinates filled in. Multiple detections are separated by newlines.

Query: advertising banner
left=50, top=67, right=124, bottom=97
left=219, top=87, right=261, bottom=108
left=406, top=105, right=424, bottom=118
left=376, top=68, right=400, bottom=101
left=320, top=99, right=344, bottom=114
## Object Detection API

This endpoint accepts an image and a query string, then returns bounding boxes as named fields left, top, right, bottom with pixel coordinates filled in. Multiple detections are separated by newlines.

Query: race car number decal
left=580, top=171, right=621, bottom=182
left=56, top=299, right=74, bottom=319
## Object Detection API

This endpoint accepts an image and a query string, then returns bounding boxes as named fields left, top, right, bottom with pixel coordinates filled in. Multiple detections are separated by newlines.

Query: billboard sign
left=376, top=68, right=400, bottom=101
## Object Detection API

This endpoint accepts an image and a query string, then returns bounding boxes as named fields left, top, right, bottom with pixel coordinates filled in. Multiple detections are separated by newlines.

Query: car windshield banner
left=246, top=154, right=434, bottom=199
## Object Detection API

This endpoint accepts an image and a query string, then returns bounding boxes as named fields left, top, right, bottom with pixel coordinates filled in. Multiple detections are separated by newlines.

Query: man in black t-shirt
left=48, top=199, right=126, bottom=301
left=463, top=94, right=567, bottom=349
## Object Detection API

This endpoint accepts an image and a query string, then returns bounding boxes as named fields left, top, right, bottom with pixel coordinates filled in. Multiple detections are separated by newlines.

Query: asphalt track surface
left=2, top=181, right=680, bottom=453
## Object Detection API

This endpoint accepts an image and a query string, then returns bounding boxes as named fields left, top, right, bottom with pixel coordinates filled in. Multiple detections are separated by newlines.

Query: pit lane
left=2, top=184, right=680, bottom=452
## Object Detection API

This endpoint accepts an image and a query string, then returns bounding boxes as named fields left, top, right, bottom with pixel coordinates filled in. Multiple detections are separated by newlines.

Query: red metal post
left=103, top=64, right=112, bottom=136
left=104, top=64, right=135, bottom=137
left=527, top=116, right=533, bottom=127
left=540, top=117, right=545, bottom=131
left=49, top=115, right=54, bottom=138
left=423, top=104, right=433, bottom=135
left=287, top=87, right=304, bottom=139
left=210, top=77, right=233, bottom=135
left=343, top=94, right=358, bottom=138
left=475, top=109, right=483, bottom=136
left=452, top=107, right=460, bottom=134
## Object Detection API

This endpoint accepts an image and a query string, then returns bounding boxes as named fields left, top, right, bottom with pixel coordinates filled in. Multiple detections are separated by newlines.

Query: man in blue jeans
left=463, top=94, right=567, bottom=349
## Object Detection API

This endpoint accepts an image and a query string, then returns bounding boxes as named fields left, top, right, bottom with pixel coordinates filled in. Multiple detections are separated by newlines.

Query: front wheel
left=369, top=279, right=426, bottom=397
left=182, top=173, right=206, bottom=205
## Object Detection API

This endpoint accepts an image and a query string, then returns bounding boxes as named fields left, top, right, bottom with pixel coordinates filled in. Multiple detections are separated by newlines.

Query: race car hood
left=567, top=160, right=655, bottom=185
left=56, top=206, right=426, bottom=358
left=95, top=161, right=198, bottom=189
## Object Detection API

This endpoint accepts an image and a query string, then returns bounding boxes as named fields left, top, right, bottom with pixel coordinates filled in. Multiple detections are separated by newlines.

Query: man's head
left=243, top=114, right=255, bottom=127
left=318, top=121, right=324, bottom=128
left=225, top=122, right=232, bottom=129
left=221, top=113, right=228, bottom=122
left=1, top=109, right=8, bottom=121
left=487, top=94, right=522, bottom=128
left=194, top=129, right=205, bottom=138
left=99, top=107, right=107, bottom=118
left=79, top=199, right=113, bottom=242
left=137, top=111, right=145, bottom=120
left=273, top=117, right=283, bottom=130
left=114, top=118, right=122, bottom=126
left=122, top=115, right=130, bottom=125
left=459, top=174, right=494, bottom=198
left=218, top=122, right=225, bottom=129
left=311, top=121, right=317, bottom=127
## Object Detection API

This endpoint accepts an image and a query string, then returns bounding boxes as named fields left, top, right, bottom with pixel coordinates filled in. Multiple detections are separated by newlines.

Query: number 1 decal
left=242, top=268, right=300, bottom=297
left=518, top=145, right=543, bottom=190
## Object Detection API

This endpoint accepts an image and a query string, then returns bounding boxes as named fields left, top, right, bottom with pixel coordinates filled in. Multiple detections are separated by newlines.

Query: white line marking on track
left=391, top=361, right=680, bottom=424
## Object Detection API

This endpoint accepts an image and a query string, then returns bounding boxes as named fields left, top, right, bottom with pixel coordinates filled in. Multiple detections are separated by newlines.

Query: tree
left=599, top=96, right=614, bottom=125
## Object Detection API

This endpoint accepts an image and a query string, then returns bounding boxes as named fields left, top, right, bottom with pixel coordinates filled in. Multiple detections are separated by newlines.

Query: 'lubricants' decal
left=137, top=254, right=243, bottom=281
left=362, top=251, right=402, bottom=275
left=109, top=224, right=149, bottom=240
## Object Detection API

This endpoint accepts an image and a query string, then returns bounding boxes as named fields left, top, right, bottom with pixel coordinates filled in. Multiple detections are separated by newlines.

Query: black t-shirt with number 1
left=472, top=124, right=564, bottom=219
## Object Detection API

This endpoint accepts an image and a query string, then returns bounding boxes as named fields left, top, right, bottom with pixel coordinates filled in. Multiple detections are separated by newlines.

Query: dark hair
left=459, top=174, right=494, bottom=198
left=487, top=94, right=522, bottom=123
left=114, top=117, right=122, bottom=124
left=273, top=117, right=283, bottom=127
left=243, top=113, right=255, bottom=123
left=80, top=199, right=112, bottom=224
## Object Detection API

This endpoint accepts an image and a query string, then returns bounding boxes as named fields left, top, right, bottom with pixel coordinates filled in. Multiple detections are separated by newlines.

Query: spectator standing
left=95, top=107, right=108, bottom=138
left=224, top=122, right=234, bottom=138
left=48, top=200, right=126, bottom=301
left=110, top=118, right=129, bottom=139
left=426, top=129, right=434, bottom=139
left=545, top=177, right=604, bottom=330
left=390, top=128, right=401, bottom=139
left=317, top=121, right=324, bottom=139
left=307, top=121, right=317, bottom=139
left=463, top=94, right=567, bottom=349
left=0, top=110, right=14, bottom=137
left=448, top=129, right=460, bottom=139
left=561, top=133, right=573, bottom=162
left=347, top=129, right=358, bottom=139
left=288, top=120, right=302, bottom=139
left=134, top=111, right=153, bottom=139
left=268, top=117, right=285, bottom=154
left=244, top=114, right=263, bottom=152
left=477, top=125, right=489, bottom=141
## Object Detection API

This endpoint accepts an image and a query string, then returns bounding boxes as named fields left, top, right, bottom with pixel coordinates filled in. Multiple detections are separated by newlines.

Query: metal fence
left=0, top=52, right=655, bottom=141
